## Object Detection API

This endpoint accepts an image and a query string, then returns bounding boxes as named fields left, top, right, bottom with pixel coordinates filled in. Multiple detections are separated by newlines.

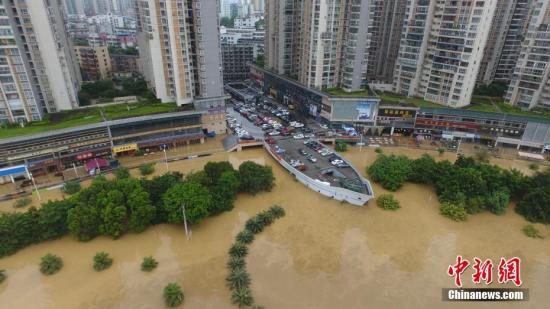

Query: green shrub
left=40, top=254, right=63, bottom=275
left=62, top=180, right=81, bottom=195
left=256, top=211, right=275, bottom=226
left=93, top=251, right=113, bottom=271
left=141, top=256, right=158, bottom=272
left=335, top=142, right=347, bottom=152
left=0, top=269, right=6, bottom=283
left=245, top=217, right=264, bottom=234
left=522, top=225, right=544, bottom=239
left=231, top=287, right=254, bottom=307
left=229, top=242, right=248, bottom=258
left=236, top=230, right=254, bottom=245
left=139, top=163, right=155, bottom=176
left=115, top=166, right=130, bottom=179
left=374, top=147, right=383, bottom=154
left=227, top=256, right=245, bottom=270
left=376, top=194, right=401, bottom=211
left=440, top=203, right=468, bottom=222
left=269, top=205, right=286, bottom=218
left=437, top=147, right=445, bottom=156
left=13, top=197, right=32, bottom=208
left=164, top=282, right=184, bottom=307
left=528, top=163, right=539, bottom=171
left=226, top=268, right=251, bottom=290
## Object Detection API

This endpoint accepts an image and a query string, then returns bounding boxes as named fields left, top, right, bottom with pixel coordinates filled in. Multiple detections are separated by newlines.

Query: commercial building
left=74, top=46, right=112, bottom=81
left=253, top=64, right=550, bottom=153
left=367, top=0, right=408, bottom=84
left=254, top=65, right=380, bottom=129
left=0, top=111, right=208, bottom=178
left=506, top=0, right=550, bottom=110
left=135, top=0, right=224, bottom=107
left=265, top=0, right=371, bottom=92
left=0, top=0, right=82, bottom=123
left=393, top=0, right=498, bottom=108
left=478, top=0, right=532, bottom=85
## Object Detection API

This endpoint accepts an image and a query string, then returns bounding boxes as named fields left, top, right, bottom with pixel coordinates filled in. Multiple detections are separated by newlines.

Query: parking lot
left=270, top=137, right=367, bottom=193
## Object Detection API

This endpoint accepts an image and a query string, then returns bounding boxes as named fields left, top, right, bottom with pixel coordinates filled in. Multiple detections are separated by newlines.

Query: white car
left=269, top=130, right=280, bottom=136
left=293, top=122, right=304, bottom=128
left=320, top=124, right=328, bottom=130
left=304, top=133, right=315, bottom=138
left=293, top=134, right=304, bottom=139
left=331, top=159, right=344, bottom=166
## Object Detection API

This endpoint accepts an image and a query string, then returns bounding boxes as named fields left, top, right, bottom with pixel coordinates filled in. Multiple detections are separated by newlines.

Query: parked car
left=299, top=149, right=308, bottom=156
left=269, top=130, right=280, bottom=136
left=293, top=133, right=305, bottom=139
left=307, top=155, right=317, bottom=163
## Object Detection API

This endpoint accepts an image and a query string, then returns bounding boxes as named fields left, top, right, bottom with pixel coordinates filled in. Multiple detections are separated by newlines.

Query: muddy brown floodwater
left=0, top=146, right=549, bottom=309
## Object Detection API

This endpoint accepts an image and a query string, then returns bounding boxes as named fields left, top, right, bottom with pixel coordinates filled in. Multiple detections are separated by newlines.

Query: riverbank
left=1, top=148, right=549, bottom=308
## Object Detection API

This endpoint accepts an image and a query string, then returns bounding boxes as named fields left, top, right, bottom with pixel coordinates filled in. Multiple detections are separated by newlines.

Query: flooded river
left=0, top=147, right=549, bottom=308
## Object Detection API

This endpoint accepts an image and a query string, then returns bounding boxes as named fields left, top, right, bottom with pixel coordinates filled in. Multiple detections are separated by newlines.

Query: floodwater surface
left=0, top=147, right=549, bottom=309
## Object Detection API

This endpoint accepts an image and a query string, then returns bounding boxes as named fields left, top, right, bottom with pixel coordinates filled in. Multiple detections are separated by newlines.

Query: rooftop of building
left=0, top=102, right=182, bottom=140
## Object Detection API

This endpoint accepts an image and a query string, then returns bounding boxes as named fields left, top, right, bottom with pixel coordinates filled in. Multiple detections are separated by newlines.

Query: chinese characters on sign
left=448, top=256, right=522, bottom=287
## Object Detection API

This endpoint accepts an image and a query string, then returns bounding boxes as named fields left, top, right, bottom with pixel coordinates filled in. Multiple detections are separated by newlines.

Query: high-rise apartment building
left=74, top=46, right=112, bottom=81
left=265, top=0, right=370, bottom=92
left=135, top=0, right=225, bottom=107
left=367, top=0, right=408, bottom=83
left=478, top=0, right=532, bottom=85
left=506, top=0, right=550, bottom=110
left=0, top=0, right=82, bottom=123
left=393, top=0, right=498, bottom=107
left=63, top=0, right=85, bottom=15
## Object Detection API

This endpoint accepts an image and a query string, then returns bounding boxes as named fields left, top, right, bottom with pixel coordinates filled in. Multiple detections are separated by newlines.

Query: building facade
left=393, top=0, right=498, bottom=108
left=0, top=0, right=82, bottom=123
left=366, top=0, right=408, bottom=84
left=265, top=0, right=371, bottom=92
left=74, top=46, right=112, bottom=81
left=506, top=0, right=550, bottom=110
left=136, top=0, right=224, bottom=107
left=221, top=44, right=254, bottom=83
left=478, top=0, right=532, bottom=85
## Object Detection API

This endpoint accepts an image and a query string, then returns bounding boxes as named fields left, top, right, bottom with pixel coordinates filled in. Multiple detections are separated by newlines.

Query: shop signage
left=112, top=144, right=138, bottom=154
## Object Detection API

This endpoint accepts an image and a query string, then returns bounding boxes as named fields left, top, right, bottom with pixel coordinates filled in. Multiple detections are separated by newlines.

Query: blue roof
left=0, top=165, right=27, bottom=177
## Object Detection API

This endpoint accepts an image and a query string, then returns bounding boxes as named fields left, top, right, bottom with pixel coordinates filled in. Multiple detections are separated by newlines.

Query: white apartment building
left=136, top=0, right=224, bottom=107
left=393, top=0, right=498, bottom=107
left=506, top=0, right=550, bottom=110
left=234, top=16, right=261, bottom=28
left=478, top=0, right=532, bottom=85
left=0, top=0, right=81, bottom=123
left=266, top=0, right=370, bottom=92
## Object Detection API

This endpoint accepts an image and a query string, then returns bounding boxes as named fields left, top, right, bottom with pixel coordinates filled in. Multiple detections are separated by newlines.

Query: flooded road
left=1, top=147, right=549, bottom=309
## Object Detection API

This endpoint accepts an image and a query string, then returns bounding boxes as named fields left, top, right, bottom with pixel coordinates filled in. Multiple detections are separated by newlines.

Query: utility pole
left=182, top=203, right=191, bottom=240
left=163, top=145, right=169, bottom=171
left=72, top=162, right=79, bottom=178
left=456, top=137, right=462, bottom=161
left=29, top=172, right=41, bottom=201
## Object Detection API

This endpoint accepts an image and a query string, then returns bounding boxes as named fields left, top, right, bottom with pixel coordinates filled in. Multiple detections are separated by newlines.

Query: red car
left=266, top=137, right=276, bottom=144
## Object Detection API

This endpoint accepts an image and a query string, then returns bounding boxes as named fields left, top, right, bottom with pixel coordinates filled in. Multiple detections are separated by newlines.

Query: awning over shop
left=85, top=158, right=109, bottom=172
left=0, top=165, right=28, bottom=177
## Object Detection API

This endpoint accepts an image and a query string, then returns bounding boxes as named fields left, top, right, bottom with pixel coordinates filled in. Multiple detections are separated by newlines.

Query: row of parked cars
left=227, top=114, right=254, bottom=140
left=303, top=140, right=349, bottom=168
